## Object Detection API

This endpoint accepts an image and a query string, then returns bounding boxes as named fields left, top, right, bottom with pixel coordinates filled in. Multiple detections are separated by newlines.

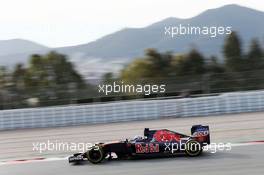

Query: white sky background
left=0, top=0, right=263, bottom=47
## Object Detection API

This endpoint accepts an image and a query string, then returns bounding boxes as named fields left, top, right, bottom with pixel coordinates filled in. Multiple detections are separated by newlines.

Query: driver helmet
left=133, top=135, right=143, bottom=141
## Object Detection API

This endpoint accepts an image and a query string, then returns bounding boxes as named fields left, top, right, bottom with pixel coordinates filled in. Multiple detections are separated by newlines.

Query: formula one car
left=68, top=125, right=210, bottom=164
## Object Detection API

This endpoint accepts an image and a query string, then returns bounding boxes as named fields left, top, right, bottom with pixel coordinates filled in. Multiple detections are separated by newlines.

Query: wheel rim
left=89, top=150, right=102, bottom=161
left=185, top=140, right=201, bottom=156
left=87, top=148, right=104, bottom=163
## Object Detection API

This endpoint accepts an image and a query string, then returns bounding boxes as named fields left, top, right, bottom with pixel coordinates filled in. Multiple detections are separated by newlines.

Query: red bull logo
left=135, top=143, right=159, bottom=153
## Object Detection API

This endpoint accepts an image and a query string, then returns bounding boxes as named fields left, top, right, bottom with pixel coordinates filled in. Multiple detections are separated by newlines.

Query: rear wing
left=191, top=125, right=210, bottom=145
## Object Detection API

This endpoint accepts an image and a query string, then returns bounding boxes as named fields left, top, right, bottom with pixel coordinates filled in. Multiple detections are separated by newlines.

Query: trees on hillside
left=25, top=52, right=86, bottom=104
left=223, top=32, right=264, bottom=72
left=1, top=32, right=264, bottom=109
left=144, top=48, right=172, bottom=77
left=0, top=51, right=87, bottom=108
left=171, top=49, right=206, bottom=76
left=223, top=32, right=244, bottom=71
left=120, top=48, right=207, bottom=83
left=121, top=59, right=155, bottom=83
left=120, top=32, right=264, bottom=94
left=246, top=38, right=264, bottom=70
left=26, top=52, right=84, bottom=91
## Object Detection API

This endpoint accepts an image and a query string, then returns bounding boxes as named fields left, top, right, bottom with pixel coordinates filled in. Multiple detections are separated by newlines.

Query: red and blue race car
left=69, top=125, right=210, bottom=164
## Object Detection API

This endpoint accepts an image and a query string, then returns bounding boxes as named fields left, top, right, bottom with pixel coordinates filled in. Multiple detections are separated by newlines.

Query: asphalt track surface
left=0, top=144, right=263, bottom=175
left=0, top=112, right=264, bottom=175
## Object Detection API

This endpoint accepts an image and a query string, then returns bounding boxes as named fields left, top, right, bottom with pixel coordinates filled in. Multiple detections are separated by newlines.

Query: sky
left=0, top=0, right=263, bottom=47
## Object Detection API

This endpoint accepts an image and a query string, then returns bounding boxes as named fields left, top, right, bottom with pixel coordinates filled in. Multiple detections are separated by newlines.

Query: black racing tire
left=185, top=140, right=203, bottom=157
left=86, top=147, right=105, bottom=164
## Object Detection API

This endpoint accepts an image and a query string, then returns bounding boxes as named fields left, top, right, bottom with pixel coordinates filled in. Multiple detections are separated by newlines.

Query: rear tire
left=185, top=140, right=203, bottom=157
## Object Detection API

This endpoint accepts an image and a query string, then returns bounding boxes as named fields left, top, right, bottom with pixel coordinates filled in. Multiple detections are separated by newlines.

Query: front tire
left=86, top=147, right=105, bottom=164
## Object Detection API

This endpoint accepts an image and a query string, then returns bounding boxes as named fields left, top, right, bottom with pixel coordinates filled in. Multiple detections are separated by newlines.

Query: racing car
left=68, top=125, right=210, bottom=164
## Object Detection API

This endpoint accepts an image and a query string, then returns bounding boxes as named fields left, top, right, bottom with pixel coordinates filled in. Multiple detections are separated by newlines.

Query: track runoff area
left=0, top=112, right=264, bottom=175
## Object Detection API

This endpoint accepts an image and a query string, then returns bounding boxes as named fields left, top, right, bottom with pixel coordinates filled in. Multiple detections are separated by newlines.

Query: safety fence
left=0, top=90, right=264, bottom=130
